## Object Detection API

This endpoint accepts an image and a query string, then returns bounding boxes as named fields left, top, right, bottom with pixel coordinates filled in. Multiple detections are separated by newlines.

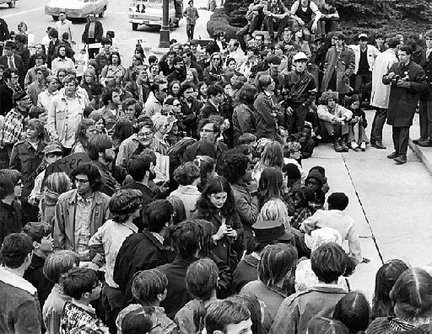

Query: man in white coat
left=369, top=37, right=400, bottom=149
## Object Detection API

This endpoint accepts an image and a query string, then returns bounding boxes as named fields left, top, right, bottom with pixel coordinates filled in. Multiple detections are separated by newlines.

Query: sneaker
left=394, top=155, right=407, bottom=164
left=360, top=142, right=366, bottom=151
left=351, top=141, right=359, bottom=150
left=387, top=151, right=399, bottom=159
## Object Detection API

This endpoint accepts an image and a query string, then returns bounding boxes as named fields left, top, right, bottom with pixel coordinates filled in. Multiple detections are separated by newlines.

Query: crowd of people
left=0, top=0, right=432, bottom=333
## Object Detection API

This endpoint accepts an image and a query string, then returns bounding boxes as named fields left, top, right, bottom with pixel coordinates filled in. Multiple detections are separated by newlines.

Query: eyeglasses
left=92, top=281, right=103, bottom=289
left=173, top=103, right=181, bottom=107
left=138, top=131, right=153, bottom=137
left=201, top=128, right=214, bottom=133
left=212, top=58, right=221, bottom=61
left=75, top=178, right=90, bottom=184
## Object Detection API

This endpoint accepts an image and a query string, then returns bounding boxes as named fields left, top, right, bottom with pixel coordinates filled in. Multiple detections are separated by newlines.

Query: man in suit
left=0, top=41, right=26, bottom=88
left=82, top=13, right=104, bottom=59
left=416, top=30, right=432, bottom=147
left=199, top=83, right=224, bottom=120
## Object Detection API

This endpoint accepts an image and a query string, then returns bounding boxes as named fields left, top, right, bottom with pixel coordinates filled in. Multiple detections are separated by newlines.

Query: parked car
left=128, top=0, right=178, bottom=30
left=0, top=0, right=16, bottom=8
left=45, top=0, right=108, bottom=21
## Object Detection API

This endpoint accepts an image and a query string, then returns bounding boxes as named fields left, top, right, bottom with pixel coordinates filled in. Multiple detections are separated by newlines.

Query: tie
left=427, top=49, right=432, bottom=60
left=8, top=57, right=14, bottom=69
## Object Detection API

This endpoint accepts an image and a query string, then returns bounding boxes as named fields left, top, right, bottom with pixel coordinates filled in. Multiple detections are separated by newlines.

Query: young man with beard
left=87, top=134, right=119, bottom=197
left=180, top=83, right=202, bottom=138
left=53, top=163, right=110, bottom=267
left=167, top=56, right=186, bottom=83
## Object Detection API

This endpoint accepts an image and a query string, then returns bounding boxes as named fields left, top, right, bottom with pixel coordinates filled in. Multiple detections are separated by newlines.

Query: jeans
left=186, top=23, right=195, bottom=40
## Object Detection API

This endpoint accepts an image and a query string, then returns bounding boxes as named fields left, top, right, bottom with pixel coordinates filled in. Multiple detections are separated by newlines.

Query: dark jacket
left=0, top=54, right=26, bottom=86
left=81, top=20, right=104, bottom=44
left=24, top=254, right=54, bottom=309
left=183, top=140, right=228, bottom=162
left=180, top=98, right=202, bottom=137
left=383, top=61, right=427, bottom=127
left=124, top=81, right=150, bottom=103
left=158, top=257, right=197, bottom=319
left=0, top=18, right=10, bottom=42
left=232, top=254, right=259, bottom=293
left=113, top=229, right=175, bottom=306
left=91, top=161, right=118, bottom=197
left=0, top=80, right=13, bottom=116
left=253, top=92, right=279, bottom=140
left=0, top=200, right=24, bottom=245
left=420, top=49, right=432, bottom=101
left=9, top=140, right=47, bottom=201
left=199, top=100, right=219, bottom=120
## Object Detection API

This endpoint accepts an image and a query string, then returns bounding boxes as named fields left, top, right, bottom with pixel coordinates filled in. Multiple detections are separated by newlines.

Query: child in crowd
left=270, top=242, right=348, bottom=334
left=301, top=192, right=365, bottom=264
left=299, top=124, right=316, bottom=158
left=61, top=267, right=109, bottom=333
left=43, top=250, right=80, bottom=334
left=116, top=269, right=177, bottom=334
left=346, top=94, right=368, bottom=151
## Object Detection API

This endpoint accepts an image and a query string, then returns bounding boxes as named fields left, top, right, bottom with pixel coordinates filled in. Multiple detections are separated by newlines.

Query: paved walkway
left=303, top=110, right=432, bottom=301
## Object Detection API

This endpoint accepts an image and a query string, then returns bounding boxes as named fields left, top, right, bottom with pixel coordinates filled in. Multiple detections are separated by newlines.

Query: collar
left=124, top=221, right=139, bottom=233
left=71, top=300, right=96, bottom=314
left=314, top=282, right=347, bottom=292
left=76, top=192, right=94, bottom=204
left=0, top=266, right=37, bottom=296
left=151, top=232, right=164, bottom=244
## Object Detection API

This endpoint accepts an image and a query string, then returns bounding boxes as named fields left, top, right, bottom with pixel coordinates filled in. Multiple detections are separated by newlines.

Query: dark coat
left=113, top=229, right=175, bottom=306
left=0, top=80, right=13, bottom=116
left=180, top=98, right=202, bottom=137
left=199, top=100, right=219, bottom=120
left=91, top=161, right=118, bottom=197
left=420, top=50, right=432, bottom=101
left=183, top=140, right=228, bottom=162
left=253, top=92, right=279, bottom=140
left=158, top=257, right=197, bottom=319
left=0, top=54, right=26, bottom=85
left=24, top=254, right=54, bottom=309
left=383, top=61, right=427, bottom=127
left=81, top=20, right=104, bottom=44
left=0, top=200, right=24, bottom=245
left=232, top=254, right=259, bottom=293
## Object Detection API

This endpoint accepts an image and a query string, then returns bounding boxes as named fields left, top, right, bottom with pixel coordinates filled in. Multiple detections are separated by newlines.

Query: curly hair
left=174, top=162, right=201, bottom=186
left=218, top=150, right=249, bottom=184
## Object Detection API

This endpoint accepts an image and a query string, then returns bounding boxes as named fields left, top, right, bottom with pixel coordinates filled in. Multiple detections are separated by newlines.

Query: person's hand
left=387, top=72, right=396, bottom=80
left=297, top=18, right=305, bottom=25
left=213, top=224, right=228, bottom=241
left=82, top=262, right=100, bottom=271
left=286, top=106, right=294, bottom=116
left=397, top=80, right=410, bottom=88
left=226, top=226, right=237, bottom=239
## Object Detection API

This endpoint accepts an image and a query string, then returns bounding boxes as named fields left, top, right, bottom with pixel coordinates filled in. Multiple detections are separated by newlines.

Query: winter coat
left=371, top=49, right=398, bottom=109
left=232, top=103, right=256, bottom=146
left=253, top=91, right=279, bottom=140
left=383, top=61, right=427, bottom=127
left=321, top=46, right=355, bottom=93
left=420, top=49, right=432, bottom=101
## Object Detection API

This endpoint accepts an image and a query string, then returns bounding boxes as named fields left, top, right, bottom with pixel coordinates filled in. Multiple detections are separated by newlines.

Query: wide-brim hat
left=252, top=220, right=292, bottom=244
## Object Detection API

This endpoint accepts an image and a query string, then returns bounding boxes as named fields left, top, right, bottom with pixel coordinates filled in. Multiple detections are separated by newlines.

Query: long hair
left=196, top=176, right=236, bottom=219
left=75, top=119, right=96, bottom=148
left=258, top=167, right=283, bottom=209
left=260, top=141, right=284, bottom=169
left=44, top=172, right=71, bottom=194
left=371, top=259, right=409, bottom=320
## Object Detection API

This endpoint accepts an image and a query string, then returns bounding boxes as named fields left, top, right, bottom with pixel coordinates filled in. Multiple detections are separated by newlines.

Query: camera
left=391, top=74, right=400, bottom=85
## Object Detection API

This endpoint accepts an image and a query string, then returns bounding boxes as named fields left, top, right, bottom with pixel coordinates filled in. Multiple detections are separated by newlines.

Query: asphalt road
left=0, top=0, right=211, bottom=63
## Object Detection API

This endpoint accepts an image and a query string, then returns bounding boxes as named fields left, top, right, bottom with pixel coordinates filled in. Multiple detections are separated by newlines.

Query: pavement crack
left=341, top=154, right=385, bottom=265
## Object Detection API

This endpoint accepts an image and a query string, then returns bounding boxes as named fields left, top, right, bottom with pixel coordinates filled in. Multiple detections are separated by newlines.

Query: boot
left=332, top=136, right=343, bottom=152
left=340, top=137, right=349, bottom=152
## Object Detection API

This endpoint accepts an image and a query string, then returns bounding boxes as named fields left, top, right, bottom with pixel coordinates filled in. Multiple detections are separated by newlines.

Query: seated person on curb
left=300, top=192, right=367, bottom=264
left=269, top=242, right=348, bottom=334
left=317, top=90, right=352, bottom=152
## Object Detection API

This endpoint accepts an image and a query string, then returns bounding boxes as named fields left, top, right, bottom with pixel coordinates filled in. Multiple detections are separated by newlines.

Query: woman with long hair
left=168, top=80, right=182, bottom=99
left=72, top=119, right=97, bottom=153
left=370, top=259, right=409, bottom=321
left=124, top=54, right=144, bottom=82
left=80, top=69, right=103, bottom=108
left=257, top=167, right=284, bottom=210
left=39, top=172, right=71, bottom=227
left=194, top=176, right=244, bottom=276
left=232, top=83, right=256, bottom=146
left=101, top=51, right=126, bottom=85
left=196, top=82, right=208, bottom=104
left=252, top=140, right=284, bottom=184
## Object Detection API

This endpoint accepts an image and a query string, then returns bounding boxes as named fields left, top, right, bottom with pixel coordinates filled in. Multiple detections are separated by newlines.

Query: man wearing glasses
left=53, top=163, right=110, bottom=268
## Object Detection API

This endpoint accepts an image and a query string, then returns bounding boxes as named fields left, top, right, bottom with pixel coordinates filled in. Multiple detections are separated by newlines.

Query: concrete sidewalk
left=302, top=109, right=432, bottom=302
left=408, top=115, right=432, bottom=175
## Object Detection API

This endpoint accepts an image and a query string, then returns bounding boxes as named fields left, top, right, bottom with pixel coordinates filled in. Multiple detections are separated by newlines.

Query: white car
left=128, top=0, right=177, bottom=30
left=0, top=0, right=16, bottom=8
left=45, top=0, right=108, bottom=21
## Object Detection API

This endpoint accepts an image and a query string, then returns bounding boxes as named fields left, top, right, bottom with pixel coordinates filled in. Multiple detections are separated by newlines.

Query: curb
left=409, top=139, right=432, bottom=175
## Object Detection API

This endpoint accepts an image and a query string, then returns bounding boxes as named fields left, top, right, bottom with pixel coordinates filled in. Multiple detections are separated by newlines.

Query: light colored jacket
left=370, top=48, right=398, bottom=109
left=53, top=189, right=110, bottom=260
left=317, top=104, right=352, bottom=123
left=348, top=44, right=380, bottom=74
left=170, top=185, right=201, bottom=219
left=47, top=92, right=86, bottom=148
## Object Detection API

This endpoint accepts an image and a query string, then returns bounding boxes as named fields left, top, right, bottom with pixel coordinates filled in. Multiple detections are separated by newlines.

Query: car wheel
left=132, top=23, right=138, bottom=31
left=8, top=0, right=16, bottom=8
left=52, top=15, right=59, bottom=21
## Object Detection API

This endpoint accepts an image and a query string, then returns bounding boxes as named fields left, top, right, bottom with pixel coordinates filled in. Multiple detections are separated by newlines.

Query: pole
left=159, top=0, right=170, bottom=48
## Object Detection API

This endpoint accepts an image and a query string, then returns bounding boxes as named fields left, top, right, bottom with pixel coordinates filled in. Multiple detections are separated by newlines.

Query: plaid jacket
left=61, top=301, right=109, bottom=334
left=0, top=108, right=25, bottom=146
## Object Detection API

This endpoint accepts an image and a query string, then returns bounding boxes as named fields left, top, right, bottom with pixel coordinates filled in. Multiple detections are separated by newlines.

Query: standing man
left=144, top=80, right=168, bottom=117
left=47, top=75, right=86, bottom=155
left=184, top=0, right=199, bottom=41
left=415, top=30, right=432, bottom=147
left=82, top=13, right=104, bottom=59
left=180, top=83, right=202, bottom=138
left=0, top=15, right=10, bottom=55
left=0, top=41, right=26, bottom=88
left=383, top=45, right=427, bottom=165
left=370, top=37, right=399, bottom=149
left=55, top=11, right=73, bottom=44
left=349, top=33, right=380, bottom=103
left=0, top=233, right=41, bottom=333
left=53, top=163, right=110, bottom=264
